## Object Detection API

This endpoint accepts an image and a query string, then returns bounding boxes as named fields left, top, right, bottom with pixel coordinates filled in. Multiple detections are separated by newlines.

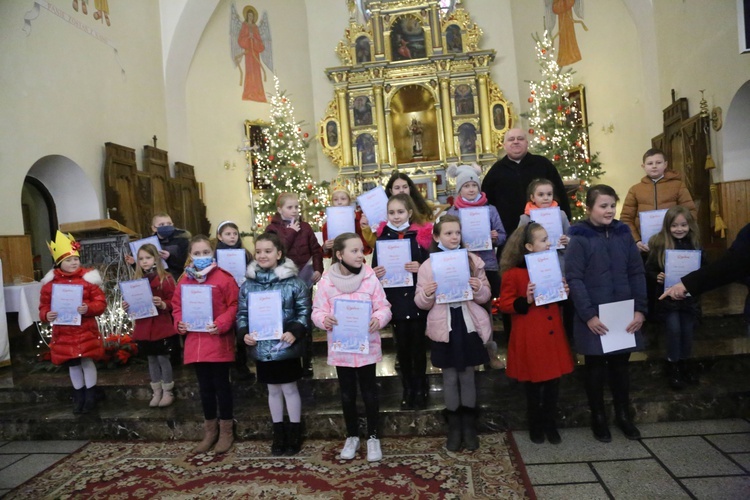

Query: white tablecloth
left=3, top=280, right=43, bottom=331
left=0, top=261, right=9, bottom=365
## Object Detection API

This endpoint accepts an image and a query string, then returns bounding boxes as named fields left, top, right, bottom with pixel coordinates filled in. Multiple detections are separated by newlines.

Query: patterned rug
left=8, top=433, right=534, bottom=499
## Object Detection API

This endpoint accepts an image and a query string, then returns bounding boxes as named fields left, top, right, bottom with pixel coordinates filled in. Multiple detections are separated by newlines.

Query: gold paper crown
left=47, top=230, right=81, bottom=264
left=329, top=178, right=351, bottom=197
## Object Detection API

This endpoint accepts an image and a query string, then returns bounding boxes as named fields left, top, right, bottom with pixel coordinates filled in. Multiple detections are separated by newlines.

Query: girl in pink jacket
left=312, top=233, right=392, bottom=463
left=415, top=215, right=492, bottom=452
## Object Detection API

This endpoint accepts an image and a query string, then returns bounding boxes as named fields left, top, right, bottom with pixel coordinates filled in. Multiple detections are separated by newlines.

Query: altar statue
left=409, top=118, right=423, bottom=157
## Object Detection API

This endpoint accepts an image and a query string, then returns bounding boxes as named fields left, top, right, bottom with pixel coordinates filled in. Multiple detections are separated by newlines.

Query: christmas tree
left=522, top=32, right=604, bottom=220
left=252, top=77, right=329, bottom=231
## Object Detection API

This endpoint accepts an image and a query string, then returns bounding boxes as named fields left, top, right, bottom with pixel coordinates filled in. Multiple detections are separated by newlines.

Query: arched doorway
left=721, top=80, right=750, bottom=182
left=21, top=177, right=57, bottom=278
left=389, top=84, right=440, bottom=164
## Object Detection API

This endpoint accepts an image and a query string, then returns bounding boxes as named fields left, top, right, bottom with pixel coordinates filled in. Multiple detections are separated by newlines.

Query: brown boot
left=192, top=419, right=218, bottom=454
left=214, top=419, right=235, bottom=454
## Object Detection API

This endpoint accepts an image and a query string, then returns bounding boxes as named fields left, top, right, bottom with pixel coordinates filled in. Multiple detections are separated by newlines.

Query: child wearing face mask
left=150, top=213, right=192, bottom=281
left=371, top=194, right=432, bottom=410
left=499, top=224, right=573, bottom=445
left=645, top=206, right=705, bottom=390
left=414, top=215, right=492, bottom=452
left=124, top=244, right=178, bottom=408
left=172, top=235, right=239, bottom=454
left=39, top=231, right=107, bottom=415
left=312, top=233, right=392, bottom=462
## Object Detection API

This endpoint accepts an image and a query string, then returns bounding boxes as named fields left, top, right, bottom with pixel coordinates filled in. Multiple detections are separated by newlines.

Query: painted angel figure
left=230, top=3, right=273, bottom=102
left=545, top=0, right=588, bottom=67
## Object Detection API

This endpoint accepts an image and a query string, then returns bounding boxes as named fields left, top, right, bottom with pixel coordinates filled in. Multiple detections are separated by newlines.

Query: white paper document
left=129, top=236, right=169, bottom=269
left=598, top=299, right=636, bottom=353
left=356, top=187, right=389, bottom=229
left=530, top=206, right=565, bottom=249
left=376, top=240, right=413, bottom=288
left=326, top=206, right=356, bottom=241
left=639, top=209, right=668, bottom=246
left=459, top=206, right=492, bottom=251
left=216, top=249, right=247, bottom=286
left=664, top=250, right=701, bottom=289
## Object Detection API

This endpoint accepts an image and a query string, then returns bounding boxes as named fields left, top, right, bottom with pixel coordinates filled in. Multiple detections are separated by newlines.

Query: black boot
left=284, top=422, right=302, bottom=456
left=443, top=409, right=462, bottom=452
left=542, top=379, right=562, bottom=445
left=667, top=361, right=685, bottom=390
left=400, top=376, right=414, bottom=410
left=82, top=386, right=97, bottom=413
left=591, top=405, right=612, bottom=443
left=72, top=388, right=85, bottom=414
left=411, top=376, right=427, bottom=410
left=614, top=404, right=641, bottom=440
left=460, top=406, right=479, bottom=451
left=271, top=422, right=286, bottom=456
left=680, top=360, right=700, bottom=385
left=610, top=355, right=640, bottom=440
left=526, top=383, right=544, bottom=444
left=585, top=357, right=611, bottom=442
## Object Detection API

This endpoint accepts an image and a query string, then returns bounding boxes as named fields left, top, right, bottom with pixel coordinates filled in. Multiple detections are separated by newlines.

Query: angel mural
left=230, top=4, right=274, bottom=102
left=545, top=0, right=588, bottom=67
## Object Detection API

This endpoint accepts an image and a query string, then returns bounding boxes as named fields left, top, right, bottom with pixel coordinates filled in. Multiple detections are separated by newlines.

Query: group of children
left=39, top=147, right=704, bottom=457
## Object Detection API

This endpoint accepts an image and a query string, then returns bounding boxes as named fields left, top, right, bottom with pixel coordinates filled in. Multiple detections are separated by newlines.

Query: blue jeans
left=664, top=310, right=695, bottom=362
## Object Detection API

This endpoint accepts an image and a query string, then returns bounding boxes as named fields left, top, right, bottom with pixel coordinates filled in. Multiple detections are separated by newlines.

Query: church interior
left=1, top=0, right=749, bottom=497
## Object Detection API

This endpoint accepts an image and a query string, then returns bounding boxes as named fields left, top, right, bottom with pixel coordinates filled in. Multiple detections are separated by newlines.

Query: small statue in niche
left=409, top=118, right=424, bottom=158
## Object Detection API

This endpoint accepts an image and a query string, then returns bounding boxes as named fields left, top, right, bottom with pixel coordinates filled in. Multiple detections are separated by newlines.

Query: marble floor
left=1, top=419, right=749, bottom=498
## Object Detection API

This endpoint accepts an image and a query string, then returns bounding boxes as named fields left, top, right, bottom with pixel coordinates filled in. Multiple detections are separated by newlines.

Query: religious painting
left=454, top=84, right=475, bottom=116
left=492, top=103, right=506, bottom=130
left=740, top=0, right=750, bottom=53
left=544, top=0, right=586, bottom=66
left=390, top=15, right=426, bottom=61
left=230, top=3, right=274, bottom=102
left=457, top=123, right=477, bottom=156
left=566, top=84, right=589, bottom=157
left=325, top=120, right=339, bottom=148
left=244, top=119, right=271, bottom=190
left=445, top=24, right=462, bottom=53
left=356, top=133, right=376, bottom=165
left=352, top=96, right=373, bottom=127
left=355, top=36, right=372, bottom=63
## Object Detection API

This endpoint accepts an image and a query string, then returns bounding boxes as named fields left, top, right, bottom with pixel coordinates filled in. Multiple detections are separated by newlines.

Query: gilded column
left=439, top=78, right=455, bottom=157
left=373, top=85, right=388, bottom=165
left=336, top=87, right=353, bottom=165
left=477, top=74, right=492, bottom=154
left=430, top=4, right=442, bottom=52
left=372, top=12, right=384, bottom=59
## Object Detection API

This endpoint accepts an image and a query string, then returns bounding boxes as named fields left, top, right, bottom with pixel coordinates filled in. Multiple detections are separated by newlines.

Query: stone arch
left=26, top=155, right=100, bottom=224
left=721, top=80, right=750, bottom=182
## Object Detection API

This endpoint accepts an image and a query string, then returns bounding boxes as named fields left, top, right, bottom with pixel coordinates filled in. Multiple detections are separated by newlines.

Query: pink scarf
left=452, top=192, right=488, bottom=209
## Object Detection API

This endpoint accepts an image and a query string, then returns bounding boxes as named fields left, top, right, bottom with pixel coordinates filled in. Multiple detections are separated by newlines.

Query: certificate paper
left=524, top=249, right=568, bottom=306
left=665, top=250, right=701, bottom=289
left=326, top=206, right=356, bottom=240
left=376, top=240, right=413, bottom=288
left=248, top=290, right=284, bottom=341
left=181, top=284, right=213, bottom=332
left=51, top=284, right=84, bottom=326
left=432, top=249, right=473, bottom=304
left=357, top=187, right=389, bottom=229
left=598, top=299, right=636, bottom=353
left=331, top=299, right=371, bottom=354
left=119, top=278, right=157, bottom=320
left=129, top=236, right=169, bottom=269
left=216, top=249, right=247, bottom=286
left=459, top=206, right=492, bottom=251
left=530, top=206, right=565, bottom=249
left=639, top=209, right=668, bottom=246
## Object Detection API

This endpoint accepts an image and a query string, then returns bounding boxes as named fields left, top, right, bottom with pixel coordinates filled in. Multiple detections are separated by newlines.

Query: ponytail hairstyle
left=133, top=243, right=171, bottom=286
left=331, top=232, right=361, bottom=264
left=429, top=214, right=476, bottom=275
left=388, top=193, right=427, bottom=225
left=646, top=205, right=700, bottom=269
left=500, top=223, right=545, bottom=274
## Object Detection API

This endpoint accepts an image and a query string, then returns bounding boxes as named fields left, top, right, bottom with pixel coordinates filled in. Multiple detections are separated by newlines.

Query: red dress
left=499, top=266, right=573, bottom=382
left=131, top=273, right=176, bottom=343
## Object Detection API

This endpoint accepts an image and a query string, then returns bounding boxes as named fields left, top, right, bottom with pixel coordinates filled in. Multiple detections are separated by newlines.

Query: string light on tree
left=253, top=77, right=329, bottom=230
left=522, top=32, right=604, bottom=220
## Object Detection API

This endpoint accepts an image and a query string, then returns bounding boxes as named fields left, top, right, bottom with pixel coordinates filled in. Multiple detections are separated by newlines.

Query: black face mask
left=156, top=225, right=175, bottom=239
left=340, top=260, right=362, bottom=275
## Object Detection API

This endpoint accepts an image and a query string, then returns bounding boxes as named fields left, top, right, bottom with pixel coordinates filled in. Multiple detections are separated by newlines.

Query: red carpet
left=8, top=433, right=534, bottom=499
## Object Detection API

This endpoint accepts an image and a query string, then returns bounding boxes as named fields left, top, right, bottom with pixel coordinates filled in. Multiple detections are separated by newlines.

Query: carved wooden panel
left=104, top=143, right=141, bottom=234
left=175, top=162, right=211, bottom=236
left=719, top=180, right=750, bottom=246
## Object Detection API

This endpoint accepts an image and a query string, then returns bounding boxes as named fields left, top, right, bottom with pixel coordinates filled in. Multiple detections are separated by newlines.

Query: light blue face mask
left=437, top=242, right=459, bottom=252
left=192, top=256, right=214, bottom=271
left=387, top=221, right=411, bottom=232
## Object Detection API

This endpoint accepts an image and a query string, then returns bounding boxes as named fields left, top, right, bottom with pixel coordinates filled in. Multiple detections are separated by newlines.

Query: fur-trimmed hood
left=245, top=258, right=299, bottom=282
left=568, top=219, right=630, bottom=238
left=41, top=267, right=102, bottom=287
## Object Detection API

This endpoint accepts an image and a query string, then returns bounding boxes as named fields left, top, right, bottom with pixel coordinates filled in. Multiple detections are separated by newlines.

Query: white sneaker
left=366, top=437, right=382, bottom=462
left=340, top=437, right=360, bottom=460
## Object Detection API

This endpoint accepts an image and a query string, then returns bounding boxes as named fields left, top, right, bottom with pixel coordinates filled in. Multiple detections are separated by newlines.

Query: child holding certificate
left=312, top=233, right=392, bottom=462
left=415, top=215, right=492, bottom=452
left=215, top=220, right=254, bottom=382
left=172, top=235, right=239, bottom=454
left=236, top=233, right=311, bottom=457
left=566, top=185, right=647, bottom=443
left=39, top=231, right=107, bottom=414
left=124, top=244, right=178, bottom=408
left=322, top=181, right=372, bottom=259
left=645, top=206, right=705, bottom=390
left=446, top=163, right=506, bottom=298
left=372, top=194, right=432, bottom=410
left=499, top=224, right=573, bottom=444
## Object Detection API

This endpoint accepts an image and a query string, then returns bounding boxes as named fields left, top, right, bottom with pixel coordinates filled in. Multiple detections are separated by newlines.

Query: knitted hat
left=447, top=163, right=482, bottom=193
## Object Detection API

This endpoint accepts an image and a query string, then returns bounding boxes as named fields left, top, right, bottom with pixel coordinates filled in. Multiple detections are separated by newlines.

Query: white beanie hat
left=447, top=163, right=482, bottom=193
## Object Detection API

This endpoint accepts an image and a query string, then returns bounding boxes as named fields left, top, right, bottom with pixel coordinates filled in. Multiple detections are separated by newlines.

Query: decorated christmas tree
left=252, top=77, right=329, bottom=231
left=522, top=32, right=604, bottom=220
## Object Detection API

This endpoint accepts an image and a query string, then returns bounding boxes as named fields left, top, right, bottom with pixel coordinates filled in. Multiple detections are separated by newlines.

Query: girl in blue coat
left=236, top=232, right=311, bottom=456
left=565, top=185, right=647, bottom=443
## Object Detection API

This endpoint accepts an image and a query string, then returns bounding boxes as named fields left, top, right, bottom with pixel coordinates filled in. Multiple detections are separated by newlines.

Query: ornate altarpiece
left=318, top=0, right=514, bottom=200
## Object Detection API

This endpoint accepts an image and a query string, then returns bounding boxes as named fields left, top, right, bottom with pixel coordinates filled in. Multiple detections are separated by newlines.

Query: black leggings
left=392, top=318, right=427, bottom=379
left=194, top=362, right=233, bottom=420
left=336, top=364, right=379, bottom=438
left=584, top=353, right=631, bottom=410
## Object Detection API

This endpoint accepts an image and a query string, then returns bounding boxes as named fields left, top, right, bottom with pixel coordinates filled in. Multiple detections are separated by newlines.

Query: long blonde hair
left=646, top=206, right=700, bottom=269
left=500, top=223, right=545, bottom=274
left=133, top=243, right=172, bottom=286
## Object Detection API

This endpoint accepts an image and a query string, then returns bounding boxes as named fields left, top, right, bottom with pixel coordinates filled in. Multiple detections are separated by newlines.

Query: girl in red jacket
left=499, top=223, right=573, bottom=445
left=39, top=231, right=107, bottom=415
left=123, top=244, right=177, bottom=408
left=172, top=235, right=239, bottom=454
